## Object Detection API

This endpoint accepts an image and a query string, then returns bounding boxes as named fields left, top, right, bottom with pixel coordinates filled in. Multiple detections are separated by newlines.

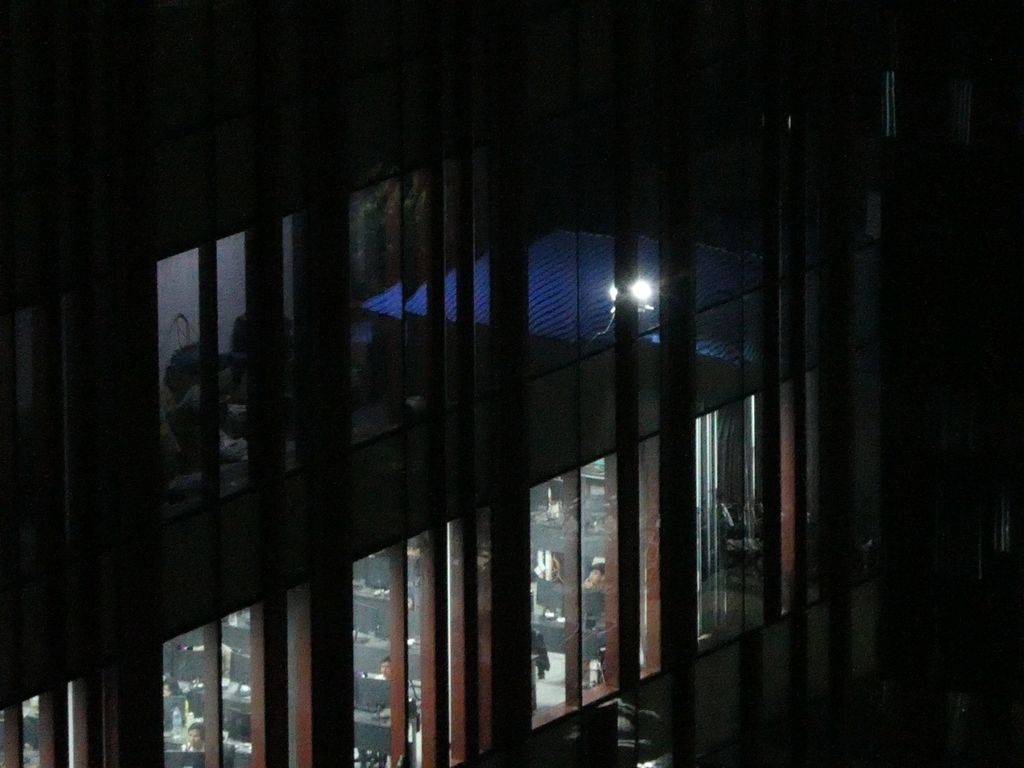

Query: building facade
left=1, top=0, right=1022, bottom=767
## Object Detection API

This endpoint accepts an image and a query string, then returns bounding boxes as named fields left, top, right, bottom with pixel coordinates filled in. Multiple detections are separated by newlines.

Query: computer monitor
left=228, top=651, right=251, bottom=686
left=363, top=555, right=391, bottom=590
left=582, top=590, right=605, bottom=627
left=164, top=752, right=205, bottom=768
left=163, top=695, right=188, bottom=733
left=535, top=579, right=563, bottom=614
left=354, top=674, right=392, bottom=712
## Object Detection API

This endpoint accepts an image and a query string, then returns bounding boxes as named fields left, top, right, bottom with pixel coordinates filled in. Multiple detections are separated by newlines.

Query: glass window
left=446, top=520, right=467, bottom=765
left=158, top=249, right=203, bottom=514
left=282, top=212, right=307, bottom=470
left=221, top=608, right=253, bottom=763
left=351, top=180, right=404, bottom=443
left=406, top=533, right=430, bottom=768
left=68, top=679, right=87, bottom=768
left=530, top=471, right=579, bottom=725
left=639, top=436, right=661, bottom=677
left=476, top=508, right=493, bottom=754
left=403, top=170, right=433, bottom=408
left=743, top=394, right=764, bottom=630
left=287, top=585, right=311, bottom=768
left=781, top=382, right=797, bottom=614
left=696, top=400, right=746, bottom=649
left=353, top=547, right=404, bottom=766
left=581, top=455, right=617, bottom=703
left=806, top=370, right=821, bottom=602
left=163, top=626, right=213, bottom=766
left=22, top=696, right=39, bottom=768
left=15, top=305, right=60, bottom=573
left=216, top=233, right=249, bottom=496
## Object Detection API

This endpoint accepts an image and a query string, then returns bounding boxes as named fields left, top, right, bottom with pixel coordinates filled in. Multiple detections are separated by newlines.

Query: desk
left=353, top=711, right=391, bottom=755
left=531, top=520, right=610, bottom=572
left=222, top=690, right=251, bottom=740
left=353, top=589, right=391, bottom=639
left=533, top=617, right=566, bottom=654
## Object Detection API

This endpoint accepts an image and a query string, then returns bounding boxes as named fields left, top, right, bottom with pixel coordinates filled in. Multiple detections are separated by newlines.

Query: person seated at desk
left=183, top=723, right=206, bottom=753
left=164, top=677, right=183, bottom=698
left=583, top=561, right=606, bottom=593
left=378, top=656, right=392, bottom=682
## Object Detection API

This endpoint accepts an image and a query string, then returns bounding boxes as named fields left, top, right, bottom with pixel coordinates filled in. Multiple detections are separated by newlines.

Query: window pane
left=216, top=233, right=249, bottom=496
left=639, top=436, right=661, bottom=677
left=221, top=608, right=252, bottom=762
left=351, top=180, right=404, bottom=443
left=743, top=394, right=764, bottom=630
left=282, top=212, right=307, bottom=470
left=781, top=382, right=797, bottom=614
left=22, top=696, right=39, bottom=768
left=696, top=401, right=745, bottom=649
left=581, top=454, right=617, bottom=703
left=446, top=520, right=467, bottom=765
left=477, top=508, right=493, bottom=753
left=286, top=585, right=311, bottom=768
left=353, top=548, right=402, bottom=766
left=530, top=471, right=579, bottom=724
left=163, top=626, right=213, bottom=765
left=806, top=370, right=821, bottom=602
left=15, top=305, right=60, bottom=574
left=407, top=533, right=428, bottom=768
left=158, top=249, right=202, bottom=515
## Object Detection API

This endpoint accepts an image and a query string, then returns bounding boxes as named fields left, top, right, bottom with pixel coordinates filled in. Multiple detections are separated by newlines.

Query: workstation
left=162, top=610, right=253, bottom=768
left=352, top=549, right=427, bottom=768
left=530, top=457, right=617, bottom=720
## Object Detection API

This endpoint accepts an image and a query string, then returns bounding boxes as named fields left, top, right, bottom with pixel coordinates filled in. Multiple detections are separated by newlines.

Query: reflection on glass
left=696, top=400, right=746, bottom=648
left=639, top=436, right=661, bottom=677
left=477, top=508, right=493, bottom=753
left=158, top=249, right=202, bottom=514
left=221, top=609, right=252, bottom=764
left=403, top=171, right=432, bottom=407
left=530, top=471, right=579, bottom=724
left=15, top=306, right=58, bottom=572
left=806, top=370, right=820, bottom=602
left=581, top=455, right=617, bottom=703
left=780, top=382, right=797, bottom=614
left=282, top=213, right=304, bottom=469
left=351, top=180, right=403, bottom=443
left=407, top=533, right=430, bottom=767
left=743, top=394, right=764, bottom=630
left=163, top=627, right=211, bottom=768
left=447, top=521, right=466, bottom=765
left=217, top=233, right=249, bottom=496
left=22, top=696, right=39, bottom=768
left=353, top=549, right=398, bottom=766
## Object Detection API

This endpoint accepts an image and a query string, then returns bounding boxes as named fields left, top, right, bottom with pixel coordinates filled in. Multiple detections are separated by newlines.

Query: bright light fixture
left=608, top=285, right=619, bottom=301
left=630, top=279, right=653, bottom=302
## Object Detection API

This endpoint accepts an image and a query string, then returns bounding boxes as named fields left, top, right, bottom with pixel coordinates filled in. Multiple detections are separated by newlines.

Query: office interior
left=1, top=1, right=1023, bottom=767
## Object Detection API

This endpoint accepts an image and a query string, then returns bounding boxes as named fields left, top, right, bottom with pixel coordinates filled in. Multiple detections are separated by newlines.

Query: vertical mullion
left=760, top=0, right=784, bottom=626
left=658, top=0, right=697, bottom=765
left=303, top=0, right=353, bottom=764
left=202, top=622, right=222, bottom=768
left=108, top=0, right=161, bottom=763
left=425, top=7, right=450, bottom=765
left=820, top=2, right=856, bottom=759
left=199, top=243, right=220, bottom=504
left=448, top=0, right=479, bottom=755
left=5, top=704, right=23, bottom=768
left=389, top=544, right=409, bottom=763
left=613, top=0, right=641, bottom=701
left=787, top=0, right=811, bottom=761
left=487, top=0, right=531, bottom=757
left=248, top=603, right=267, bottom=768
